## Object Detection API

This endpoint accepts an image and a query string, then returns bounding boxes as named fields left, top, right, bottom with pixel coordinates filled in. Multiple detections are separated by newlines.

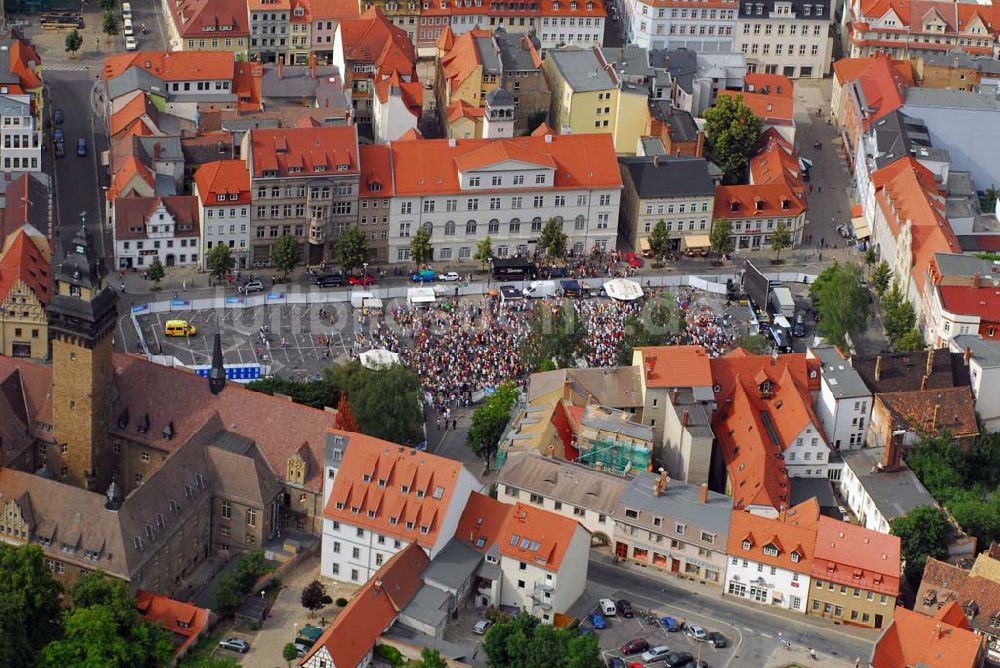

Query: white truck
left=522, top=280, right=557, bottom=298
left=769, top=286, right=795, bottom=318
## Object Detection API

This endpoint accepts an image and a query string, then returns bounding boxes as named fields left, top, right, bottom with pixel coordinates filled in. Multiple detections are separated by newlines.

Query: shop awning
left=639, top=237, right=651, bottom=252
left=682, top=234, right=711, bottom=250
left=852, top=216, right=871, bottom=240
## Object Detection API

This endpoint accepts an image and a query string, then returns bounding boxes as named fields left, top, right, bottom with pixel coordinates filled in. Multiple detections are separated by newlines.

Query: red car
left=348, top=274, right=375, bottom=286
left=624, top=252, right=642, bottom=268
left=620, top=638, right=650, bottom=655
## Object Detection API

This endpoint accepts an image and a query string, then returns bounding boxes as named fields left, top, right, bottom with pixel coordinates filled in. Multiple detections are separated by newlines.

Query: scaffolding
left=577, top=437, right=651, bottom=475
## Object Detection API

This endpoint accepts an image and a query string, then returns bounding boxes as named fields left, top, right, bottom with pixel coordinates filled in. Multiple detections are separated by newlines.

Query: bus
left=491, top=257, right=538, bottom=280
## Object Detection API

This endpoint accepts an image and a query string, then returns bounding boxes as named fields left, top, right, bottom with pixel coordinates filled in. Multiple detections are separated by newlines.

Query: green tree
left=211, top=573, right=244, bottom=617
left=483, top=611, right=602, bottom=668
left=301, top=580, right=326, bottom=617
left=984, top=185, right=999, bottom=213
left=770, top=221, right=792, bottom=262
left=475, top=236, right=494, bottom=270
left=246, top=373, right=338, bottom=409
left=703, top=94, right=763, bottom=183
left=0, top=544, right=62, bottom=668
left=282, top=643, right=299, bottom=667
left=145, top=257, right=165, bottom=288
left=411, top=647, right=448, bottom=668
left=41, top=572, right=173, bottom=668
left=864, top=247, right=878, bottom=276
left=709, top=217, right=734, bottom=259
left=102, top=9, right=119, bottom=43
left=648, top=219, right=671, bottom=262
left=881, top=286, right=916, bottom=345
left=520, top=302, right=585, bottom=372
left=232, top=549, right=271, bottom=591
left=64, top=29, right=83, bottom=55
left=871, top=260, right=891, bottom=299
left=467, top=383, right=519, bottom=461
left=894, top=329, right=926, bottom=353
left=809, top=262, right=869, bottom=349
left=271, top=234, right=301, bottom=280
left=891, top=505, right=954, bottom=587
left=206, top=243, right=235, bottom=283
left=410, top=227, right=433, bottom=266
left=353, top=364, right=424, bottom=444
left=537, top=218, right=567, bottom=263
left=336, top=226, right=369, bottom=275
left=735, top=331, right=769, bottom=355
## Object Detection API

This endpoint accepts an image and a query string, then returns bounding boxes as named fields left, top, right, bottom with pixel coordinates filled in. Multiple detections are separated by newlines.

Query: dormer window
left=781, top=198, right=790, bottom=210
left=406, top=521, right=415, bottom=530
left=742, top=539, right=752, bottom=550
left=420, top=525, right=430, bottom=534
left=378, top=478, right=387, bottom=488
left=390, top=516, right=398, bottom=525
left=553, top=0, right=559, bottom=7
left=401, top=485, right=410, bottom=494
left=229, top=193, right=238, bottom=201
left=416, top=490, right=425, bottom=499
left=730, top=200, right=740, bottom=212
left=350, top=506, right=360, bottom=514
left=362, top=474, right=371, bottom=482
left=367, top=510, right=376, bottom=518
left=216, top=194, right=226, bottom=202
left=755, top=199, right=764, bottom=211
left=763, top=544, right=779, bottom=557
left=336, top=501, right=345, bottom=510
left=433, top=486, right=444, bottom=499
left=314, top=165, right=327, bottom=172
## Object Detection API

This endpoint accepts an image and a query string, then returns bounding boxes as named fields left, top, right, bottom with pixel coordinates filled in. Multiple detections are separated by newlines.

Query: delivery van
left=164, top=320, right=197, bottom=337
left=522, top=280, right=557, bottom=298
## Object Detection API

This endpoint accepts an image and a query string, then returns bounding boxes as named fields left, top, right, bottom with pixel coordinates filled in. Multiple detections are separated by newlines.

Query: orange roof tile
left=750, top=129, right=804, bottom=196
left=635, top=345, right=712, bottom=388
left=103, top=50, right=236, bottom=83
left=387, top=133, right=621, bottom=196
left=727, top=506, right=817, bottom=574
left=301, top=544, right=428, bottom=667
left=435, top=26, right=456, bottom=51
left=6, top=40, right=41, bottom=90
left=872, top=603, right=982, bottom=668
left=359, top=144, right=394, bottom=197
left=309, top=0, right=362, bottom=20
left=833, top=55, right=914, bottom=87
left=446, top=99, right=484, bottom=123
left=744, top=73, right=794, bottom=98
left=107, top=154, right=155, bottom=200
left=440, top=28, right=492, bottom=93
left=714, top=183, right=805, bottom=220
left=110, top=93, right=159, bottom=138
left=193, top=159, right=250, bottom=206
left=374, top=71, right=423, bottom=115
left=165, top=0, right=248, bottom=39
left=0, top=229, right=50, bottom=307
left=136, top=591, right=210, bottom=656
left=499, top=502, right=584, bottom=571
left=233, top=61, right=262, bottom=111
left=539, top=0, right=606, bottom=16
left=248, top=125, right=358, bottom=178
left=812, top=516, right=901, bottom=596
left=718, top=88, right=793, bottom=124
left=337, top=7, right=415, bottom=78
left=456, top=491, right=515, bottom=552
left=322, top=437, right=467, bottom=548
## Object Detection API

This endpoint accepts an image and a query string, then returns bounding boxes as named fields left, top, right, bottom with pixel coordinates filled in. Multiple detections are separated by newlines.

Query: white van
left=599, top=598, right=617, bottom=616
left=123, top=18, right=134, bottom=36
left=522, top=280, right=557, bottom=298
left=121, top=2, right=132, bottom=19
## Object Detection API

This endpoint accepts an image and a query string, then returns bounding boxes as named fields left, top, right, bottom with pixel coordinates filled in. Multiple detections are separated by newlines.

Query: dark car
left=620, top=638, right=650, bottom=655
left=664, top=652, right=694, bottom=668
left=53, top=128, right=64, bottom=143
left=706, top=631, right=727, bottom=648
left=315, top=273, right=345, bottom=287
left=661, top=616, right=680, bottom=632
left=608, top=659, right=628, bottom=668
left=793, top=313, right=806, bottom=337
left=52, top=109, right=64, bottom=124
left=76, top=138, right=87, bottom=157
left=617, top=599, right=634, bottom=618
left=542, top=266, right=569, bottom=278
left=53, top=140, right=65, bottom=158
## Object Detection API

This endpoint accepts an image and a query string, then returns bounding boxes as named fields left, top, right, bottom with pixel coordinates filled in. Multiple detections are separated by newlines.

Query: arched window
left=575, top=215, right=586, bottom=230
left=466, top=220, right=477, bottom=235
left=444, top=220, right=456, bottom=236
left=488, top=219, right=500, bottom=234
left=509, top=218, right=521, bottom=233
left=422, top=221, right=433, bottom=236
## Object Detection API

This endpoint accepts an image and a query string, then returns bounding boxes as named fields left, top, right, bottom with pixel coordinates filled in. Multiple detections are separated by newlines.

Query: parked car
left=541, top=265, right=569, bottom=279
left=620, top=638, right=650, bottom=655
left=679, top=661, right=708, bottom=668
left=661, top=616, right=680, bottom=632
left=218, top=638, right=250, bottom=653
left=125, top=34, right=138, bottom=50
left=640, top=646, right=672, bottom=663
left=617, top=599, right=634, bottom=618
left=411, top=269, right=436, bottom=282
left=241, top=280, right=265, bottom=294
left=438, top=271, right=462, bottom=282
left=53, top=128, right=64, bottom=143
left=315, top=273, right=345, bottom=287
left=600, top=598, right=618, bottom=616
left=76, top=138, right=87, bottom=157
left=664, top=653, right=694, bottom=668
left=706, top=631, right=727, bottom=648
left=293, top=641, right=311, bottom=657
left=608, top=659, right=628, bottom=668
left=54, top=140, right=65, bottom=158
left=348, top=274, right=375, bottom=286
left=52, top=109, right=64, bottom=124
left=793, top=313, right=806, bottom=337
left=686, top=625, right=708, bottom=642
left=472, top=619, right=492, bottom=635
left=624, top=252, right=642, bottom=268
left=589, top=612, right=606, bottom=630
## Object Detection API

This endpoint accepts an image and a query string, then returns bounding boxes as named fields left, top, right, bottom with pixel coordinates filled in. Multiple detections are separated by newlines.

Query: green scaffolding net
left=577, top=438, right=651, bottom=475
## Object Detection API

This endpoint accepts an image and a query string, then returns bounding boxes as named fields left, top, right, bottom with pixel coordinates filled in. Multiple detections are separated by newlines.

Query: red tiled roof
left=107, top=154, right=155, bottom=200
left=750, top=129, right=804, bottom=196
left=7, top=39, right=41, bottom=90
left=233, top=61, right=262, bottom=111
left=811, top=516, right=901, bottom=596
left=744, top=73, right=794, bottom=98
left=387, top=133, right=621, bottom=196
left=877, top=386, right=978, bottom=439
left=872, top=602, right=982, bottom=668
left=440, top=28, right=492, bottom=93
left=338, top=7, right=415, bottom=78
left=248, top=125, right=359, bottom=178
left=113, top=196, right=200, bottom=241
left=165, top=0, right=248, bottom=39
left=727, top=505, right=817, bottom=575
left=0, top=229, right=50, bottom=307
left=193, top=159, right=250, bottom=206
left=852, top=55, right=910, bottom=128
left=456, top=491, right=515, bottom=552
left=359, top=144, right=394, bottom=197
left=103, top=51, right=236, bottom=83
left=446, top=99, right=484, bottom=123
left=110, top=93, right=159, bottom=138
left=322, top=437, right=467, bottom=548
left=714, top=183, right=805, bottom=219
left=300, top=544, right=428, bottom=667
left=374, top=71, right=423, bottom=116
left=136, top=591, right=210, bottom=656
left=499, top=502, right=584, bottom=571
left=635, top=345, right=712, bottom=388
left=939, top=284, right=1000, bottom=318
left=539, top=0, right=606, bottom=17
left=718, top=87, right=793, bottom=124
left=309, top=0, right=362, bottom=20
left=832, top=55, right=914, bottom=87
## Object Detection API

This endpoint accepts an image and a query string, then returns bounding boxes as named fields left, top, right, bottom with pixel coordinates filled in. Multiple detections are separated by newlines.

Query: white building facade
left=498, top=521, right=590, bottom=621
left=811, top=348, right=872, bottom=452
left=0, top=94, right=40, bottom=173
left=193, top=160, right=252, bottom=270
left=621, top=0, right=737, bottom=51
left=735, top=0, right=832, bottom=78
left=112, top=196, right=201, bottom=269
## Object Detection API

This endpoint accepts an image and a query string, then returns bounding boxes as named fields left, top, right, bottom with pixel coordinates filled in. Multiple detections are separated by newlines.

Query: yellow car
left=164, top=320, right=196, bottom=337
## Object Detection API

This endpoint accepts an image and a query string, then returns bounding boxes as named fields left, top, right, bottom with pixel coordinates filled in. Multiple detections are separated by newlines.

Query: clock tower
left=47, top=223, right=118, bottom=492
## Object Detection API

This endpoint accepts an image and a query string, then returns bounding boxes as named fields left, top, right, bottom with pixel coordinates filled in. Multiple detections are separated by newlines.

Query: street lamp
left=363, top=261, right=368, bottom=279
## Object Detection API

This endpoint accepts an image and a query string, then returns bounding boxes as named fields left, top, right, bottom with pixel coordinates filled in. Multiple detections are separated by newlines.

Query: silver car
left=218, top=637, right=250, bottom=653
left=473, top=619, right=493, bottom=635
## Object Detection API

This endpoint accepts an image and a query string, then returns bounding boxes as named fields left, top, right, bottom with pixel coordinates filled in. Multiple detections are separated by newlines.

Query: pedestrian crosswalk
left=44, top=63, right=91, bottom=72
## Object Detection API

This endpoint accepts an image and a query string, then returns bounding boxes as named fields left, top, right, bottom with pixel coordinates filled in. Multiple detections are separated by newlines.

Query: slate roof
left=840, top=447, right=937, bottom=524
left=853, top=349, right=970, bottom=394
left=547, top=47, right=614, bottom=93
left=498, top=451, right=627, bottom=517
left=620, top=156, right=715, bottom=199
left=648, top=100, right=699, bottom=142
left=616, top=472, right=732, bottom=539
left=494, top=29, right=542, bottom=72
left=812, top=346, right=871, bottom=399
left=952, top=334, right=1000, bottom=369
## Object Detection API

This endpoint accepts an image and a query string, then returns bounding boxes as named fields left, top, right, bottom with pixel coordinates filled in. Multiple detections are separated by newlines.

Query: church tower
left=47, top=223, right=118, bottom=492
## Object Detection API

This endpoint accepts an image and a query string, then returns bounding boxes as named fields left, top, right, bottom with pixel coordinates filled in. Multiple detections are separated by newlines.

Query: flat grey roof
left=580, top=405, right=652, bottom=441
left=952, top=334, right=1000, bottom=368
left=841, top=447, right=937, bottom=523
left=547, top=48, right=614, bottom=93
left=616, top=472, right=732, bottom=538
left=933, top=252, right=996, bottom=277
left=905, top=87, right=1000, bottom=112
left=789, top=477, right=837, bottom=509
left=400, top=585, right=450, bottom=631
left=422, top=539, right=482, bottom=592
left=600, top=45, right=654, bottom=79
left=812, top=347, right=870, bottom=399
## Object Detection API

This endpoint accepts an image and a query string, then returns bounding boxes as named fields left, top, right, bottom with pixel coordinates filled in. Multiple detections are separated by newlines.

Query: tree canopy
left=880, top=285, right=920, bottom=351
left=891, top=505, right=954, bottom=587
left=809, top=261, right=869, bottom=349
left=65, top=30, right=83, bottom=54
left=145, top=257, right=165, bottom=287
left=475, top=236, right=494, bottom=269
left=770, top=222, right=792, bottom=262
left=337, top=226, right=369, bottom=274
left=648, top=220, right=671, bottom=262
left=271, top=235, right=301, bottom=279
left=410, top=227, right=433, bottom=266
left=483, top=612, right=602, bottom=668
left=703, top=95, right=763, bottom=183
left=871, top=260, right=891, bottom=299
left=206, top=244, right=235, bottom=282
left=467, top=383, right=519, bottom=461
left=0, top=543, right=62, bottom=668
left=538, top=218, right=567, bottom=263
left=709, top=218, right=734, bottom=259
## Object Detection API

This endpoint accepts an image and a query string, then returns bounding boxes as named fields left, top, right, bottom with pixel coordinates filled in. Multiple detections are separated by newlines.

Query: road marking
left=44, top=63, right=91, bottom=71
left=760, top=632, right=772, bottom=638
left=744, top=626, right=754, bottom=632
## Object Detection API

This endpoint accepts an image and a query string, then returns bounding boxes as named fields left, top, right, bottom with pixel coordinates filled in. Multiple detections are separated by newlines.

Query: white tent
left=407, top=287, right=437, bottom=306
left=604, top=278, right=644, bottom=301
left=360, top=349, right=401, bottom=369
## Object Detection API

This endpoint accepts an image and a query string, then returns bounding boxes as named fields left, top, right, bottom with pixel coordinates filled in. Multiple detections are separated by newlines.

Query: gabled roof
left=453, top=140, right=556, bottom=172
left=499, top=502, right=585, bottom=571
left=309, top=0, right=363, bottom=20
left=0, top=39, right=41, bottom=90
left=440, top=28, right=495, bottom=92
left=248, top=125, right=359, bottom=177
left=2, top=173, right=51, bottom=243
left=718, top=82, right=794, bottom=124
left=750, top=128, right=804, bottom=193
left=498, top=452, right=628, bottom=517
left=714, top=183, right=805, bottom=219
left=871, top=602, right=982, bottom=668
left=849, top=54, right=911, bottom=127
left=876, top=386, right=978, bottom=440
left=193, top=160, right=250, bottom=206
left=456, top=491, right=514, bottom=553
left=110, top=93, right=160, bottom=138
left=103, top=51, right=236, bottom=83
left=337, top=7, right=415, bottom=77
left=107, top=154, right=156, bottom=200
left=301, top=544, right=429, bottom=667
left=114, top=196, right=199, bottom=240
left=634, top=345, right=713, bottom=388
left=359, top=144, right=394, bottom=197
left=727, top=504, right=817, bottom=574
left=0, top=228, right=51, bottom=307
left=619, top=156, right=715, bottom=199
left=322, top=438, right=468, bottom=548
left=165, top=0, right=249, bottom=39
left=812, top=516, right=901, bottom=596
left=136, top=591, right=211, bottom=656
left=374, top=71, right=423, bottom=116
left=833, top=55, right=914, bottom=87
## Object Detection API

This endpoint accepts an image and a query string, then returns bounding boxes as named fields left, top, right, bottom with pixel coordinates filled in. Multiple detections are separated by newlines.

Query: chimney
left=653, top=154, right=660, bottom=167
left=563, top=378, right=572, bottom=400
left=278, top=61, right=284, bottom=79
left=965, top=347, right=972, bottom=366
left=932, top=403, right=940, bottom=430
left=920, top=374, right=928, bottom=391
left=699, top=482, right=708, bottom=504
left=882, top=429, right=904, bottom=472
left=681, top=409, right=690, bottom=427
left=933, top=624, right=942, bottom=640
left=926, top=349, right=935, bottom=376
left=675, top=148, right=681, bottom=158
left=671, top=387, right=678, bottom=405
left=973, top=271, right=981, bottom=286
left=153, top=141, right=162, bottom=160
left=875, top=355, right=882, bottom=382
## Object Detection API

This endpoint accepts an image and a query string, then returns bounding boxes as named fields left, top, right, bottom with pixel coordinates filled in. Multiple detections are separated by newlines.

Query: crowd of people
left=349, top=287, right=743, bottom=414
